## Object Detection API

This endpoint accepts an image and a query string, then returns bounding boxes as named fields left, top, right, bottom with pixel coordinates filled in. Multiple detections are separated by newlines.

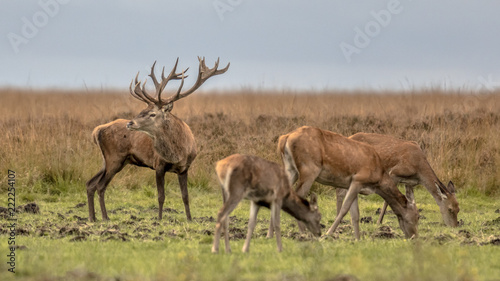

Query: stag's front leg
left=178, top=170, right=192, bottom=221
left=155, top=169, right=166, bottom=220
left=242, top=201, right=260, bottom=253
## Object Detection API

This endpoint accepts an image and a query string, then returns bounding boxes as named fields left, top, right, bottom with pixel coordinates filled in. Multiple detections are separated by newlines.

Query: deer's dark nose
left=126, top=121, right=134, bottom=129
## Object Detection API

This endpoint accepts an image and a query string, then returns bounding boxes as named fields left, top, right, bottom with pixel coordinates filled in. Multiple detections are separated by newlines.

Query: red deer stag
left=335, top=132, right=459, bottom=227
left=86, top=119, right=174, bottom=222
left=86, top=57, right=229, bottom=222
left=212, top=154, right=321, bottom=253
left=276, top=126, right=419, bottom=239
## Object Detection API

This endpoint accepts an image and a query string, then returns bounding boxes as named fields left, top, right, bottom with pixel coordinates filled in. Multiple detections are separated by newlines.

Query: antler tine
left=158, top=58, right=185, bottom=105
left=165, top=58, right=189, bottom=82
left=141, top=59, right=181, bottom=106
left=140, top=79, right=161, bottom=105
left=129, top=73, right=152, bottom=104
left=173, top=70, right=187, bottom=101
left=149, top=61, right=159, bottom=88
left=162, top=57, right=230, bottom=104
left=129, top=78, right=142, bottom=102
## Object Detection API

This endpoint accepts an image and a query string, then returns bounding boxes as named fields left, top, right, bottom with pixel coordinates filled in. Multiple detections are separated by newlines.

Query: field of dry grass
left=2, top=88, right=500, bottom=281
left=1, top=88, right=499, bottom=198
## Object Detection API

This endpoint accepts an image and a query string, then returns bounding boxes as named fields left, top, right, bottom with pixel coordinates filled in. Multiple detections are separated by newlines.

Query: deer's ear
left=162, top=103, right=173, bottom=113
left=309, top=193, right=318, bottom=207
left=447, top=181, right=456, bottom=194
left=435, top=182, right=448, bottom=200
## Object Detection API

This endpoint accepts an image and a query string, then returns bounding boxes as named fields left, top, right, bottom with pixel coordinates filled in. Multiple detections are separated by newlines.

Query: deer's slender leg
left=377, top=201, right=389, bottom=224
left=95, top=160, right=125, bottom=221
left=242, top=201, right=260, bottom=253
left=86, top=168, right=105, bottom=222
left=294, top=168, right=320, bottom=233
left=326, top=182, right=362, bottom=236
left=212, top=191, right=243, bottom=254
left=349, top=197, right=360, bottom=239
left=178, top=170, right=191, bottom=221
left=271, top=200, right=283, bottom=252
left=155, top=167, right=166, bottom=220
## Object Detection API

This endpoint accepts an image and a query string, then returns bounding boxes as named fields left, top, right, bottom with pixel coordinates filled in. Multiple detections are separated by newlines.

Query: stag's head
left=126, top=57, right=230, bottom=136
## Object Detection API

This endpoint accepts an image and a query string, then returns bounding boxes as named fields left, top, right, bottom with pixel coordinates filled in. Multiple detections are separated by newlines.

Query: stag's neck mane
left=152, top=113, right=194, bottom=164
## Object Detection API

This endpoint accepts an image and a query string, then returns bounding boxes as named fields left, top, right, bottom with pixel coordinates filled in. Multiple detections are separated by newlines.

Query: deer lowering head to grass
left=277, top=126, right=419, bottom=239
left=86, top=57, right=229, bottom=222
left=212, top=154, right=322, bottom=253
left=337, top=132, right=459, bottom=227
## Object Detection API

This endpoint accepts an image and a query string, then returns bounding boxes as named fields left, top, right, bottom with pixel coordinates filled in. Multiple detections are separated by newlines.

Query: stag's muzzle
left=126, top=121, right=134, bottom=130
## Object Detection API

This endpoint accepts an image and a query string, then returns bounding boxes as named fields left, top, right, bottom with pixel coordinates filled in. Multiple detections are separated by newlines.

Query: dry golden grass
left=1, top=88, right=499, bottom=197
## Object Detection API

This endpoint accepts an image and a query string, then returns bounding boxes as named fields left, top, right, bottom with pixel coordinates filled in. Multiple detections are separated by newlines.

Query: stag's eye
left=149, top=113, right=156, bottom=118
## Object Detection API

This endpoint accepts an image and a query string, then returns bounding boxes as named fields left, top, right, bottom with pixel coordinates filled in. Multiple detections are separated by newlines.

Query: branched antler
left=161, top=57, right=230, bottom=104
left=129, top=57, right=230, bottom=107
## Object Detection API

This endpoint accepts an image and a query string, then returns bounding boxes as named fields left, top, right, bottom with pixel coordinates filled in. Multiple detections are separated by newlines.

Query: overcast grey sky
left=1, top=0, right=500, bottom=91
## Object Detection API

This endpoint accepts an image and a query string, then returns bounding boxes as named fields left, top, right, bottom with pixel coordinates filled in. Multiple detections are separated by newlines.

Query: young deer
left=212, top=154, right=322, bottom=253
left=86, top=119, right=185, bottom=222
left=277, top=126, right=419, bottom=239
left=336, top=132, right=459, bottom=227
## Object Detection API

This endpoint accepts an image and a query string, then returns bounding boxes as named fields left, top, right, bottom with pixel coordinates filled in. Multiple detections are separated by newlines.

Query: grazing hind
left=337, top=132, right=459, bottom=227
left=277, top=126, right=419, bottom=239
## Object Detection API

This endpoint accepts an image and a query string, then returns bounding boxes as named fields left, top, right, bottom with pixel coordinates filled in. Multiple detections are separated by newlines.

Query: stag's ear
left=162, top=103, right=174, bottom=113
left=447, top=181, right=456, bottom=194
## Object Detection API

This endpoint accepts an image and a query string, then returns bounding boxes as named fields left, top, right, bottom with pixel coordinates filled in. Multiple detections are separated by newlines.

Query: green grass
left=1, top=185, right=499, bottom=281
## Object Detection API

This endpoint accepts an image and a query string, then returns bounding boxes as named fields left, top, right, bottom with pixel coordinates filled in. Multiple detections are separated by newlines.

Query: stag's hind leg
left=86, top=168, right=105, bottom=222
left=95, top=160, right=125, bottom=221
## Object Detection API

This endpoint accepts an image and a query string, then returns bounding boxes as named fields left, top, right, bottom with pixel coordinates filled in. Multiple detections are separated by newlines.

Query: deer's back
left=93, top=119, right=159, bottom=169
left=286, top=127, right=383, bottom=183
left=349, top=132, right=427, bottom=176
left=216, top=154, right=289, bottom=203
